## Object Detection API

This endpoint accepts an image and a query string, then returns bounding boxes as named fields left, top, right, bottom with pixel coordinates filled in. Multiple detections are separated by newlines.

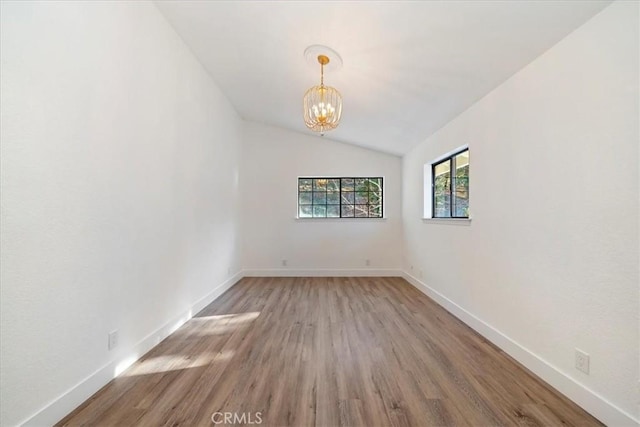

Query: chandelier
left=303, top=47, right=343, bottom=135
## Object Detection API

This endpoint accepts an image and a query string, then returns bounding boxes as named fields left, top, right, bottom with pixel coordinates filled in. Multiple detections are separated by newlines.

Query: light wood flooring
left=57, top=277, right=603, bottom=426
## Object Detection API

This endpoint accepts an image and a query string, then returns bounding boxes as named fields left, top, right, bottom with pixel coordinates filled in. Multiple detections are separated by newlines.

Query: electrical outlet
left=419, top=269, right=423, bottom=279
left=282, top=259, right=287, bottom=267
left=108, top=330, right=118, bottom=351
left=575, top=349, right=590, bottom=374
left=410, top=265, right=414, bottom=271
left=365, top=259, right=370, bottom=266
left=227, top=267, right=231, bottom=275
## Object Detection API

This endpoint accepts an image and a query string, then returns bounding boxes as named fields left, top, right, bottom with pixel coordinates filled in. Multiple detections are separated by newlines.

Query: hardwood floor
left=57, top=277, right=602, bottom=426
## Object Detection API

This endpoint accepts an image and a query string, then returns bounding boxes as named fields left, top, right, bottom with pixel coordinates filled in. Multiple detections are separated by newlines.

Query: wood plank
left=57, top=277, right=603, bottom=427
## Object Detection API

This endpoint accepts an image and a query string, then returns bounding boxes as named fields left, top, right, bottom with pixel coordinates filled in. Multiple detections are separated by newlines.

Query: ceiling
left=155, top=0, right=610, bottom=156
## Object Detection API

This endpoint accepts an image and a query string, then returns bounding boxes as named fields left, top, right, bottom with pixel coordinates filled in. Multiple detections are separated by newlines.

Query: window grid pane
left=453, top=151, right=469, bottom=217
left=432, top=149, right=468, bottom=218
left=298, top=177, right=383, bottom=219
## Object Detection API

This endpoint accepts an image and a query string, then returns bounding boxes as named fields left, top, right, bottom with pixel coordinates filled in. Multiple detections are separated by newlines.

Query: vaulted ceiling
left=155, top=1, right=610, bottom=156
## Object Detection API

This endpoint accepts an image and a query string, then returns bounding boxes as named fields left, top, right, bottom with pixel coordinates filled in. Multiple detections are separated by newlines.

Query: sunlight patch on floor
left=120, top=350, right=234, bottom=377
left=113, top=312, right=259, bottom=378
left=187, top=311, right=262, bottom=336
left=115, top=355, right=139, bottom=377
left=193, top=312, right=261, bottom=324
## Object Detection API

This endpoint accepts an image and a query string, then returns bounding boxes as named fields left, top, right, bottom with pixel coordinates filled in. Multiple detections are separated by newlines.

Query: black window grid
left=431, top=149, right=469, bottom=219
left=298, top=177, right=384, bottom=219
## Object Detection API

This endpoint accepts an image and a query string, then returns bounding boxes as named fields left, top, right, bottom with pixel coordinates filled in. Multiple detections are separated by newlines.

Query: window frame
left=297, top=177, right=384, bottom=219
left=431, top=148, right=469, bottom=219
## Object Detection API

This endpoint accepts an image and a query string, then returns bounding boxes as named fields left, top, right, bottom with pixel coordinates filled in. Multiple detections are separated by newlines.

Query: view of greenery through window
left=433, top=150, right=469, bottom=218
left=298, top=177, right=383, bottom=218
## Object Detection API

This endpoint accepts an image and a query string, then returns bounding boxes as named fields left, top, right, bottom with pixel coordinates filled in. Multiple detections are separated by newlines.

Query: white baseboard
left=402, top=272, right=639, bottom=427
left=242, top=268, right=403, bottom=277
left=20, top=272, right=243, bottom=427
left=191, top=272, right=243, bottom=315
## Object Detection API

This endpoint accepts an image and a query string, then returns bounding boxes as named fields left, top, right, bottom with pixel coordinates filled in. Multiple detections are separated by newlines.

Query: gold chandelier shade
left=303, top=54, right=342, bottom=134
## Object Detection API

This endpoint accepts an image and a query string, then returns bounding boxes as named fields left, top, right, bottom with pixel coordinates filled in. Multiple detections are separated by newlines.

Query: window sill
left=422, top=218, right=471, bottom=226
left=295, top=217, right=388, bottom=222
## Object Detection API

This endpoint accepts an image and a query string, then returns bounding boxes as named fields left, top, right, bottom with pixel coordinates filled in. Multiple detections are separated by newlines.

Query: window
left=298, top=177, right=383, bottom=218
left=432, top=149, right=469, bottom=218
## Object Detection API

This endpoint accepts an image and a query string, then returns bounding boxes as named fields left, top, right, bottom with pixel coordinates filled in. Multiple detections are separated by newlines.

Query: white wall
left=242, top=121, right=403, bottom=274
left=402, top=1, right=638, bottom=425
left=0, top=2, right=243, bottom=426
left=2, top=1, right=637, bottom=425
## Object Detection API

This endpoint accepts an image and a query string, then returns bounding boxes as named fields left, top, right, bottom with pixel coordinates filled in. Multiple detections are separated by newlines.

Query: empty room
left=1, top=1, right=638, bottom=426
